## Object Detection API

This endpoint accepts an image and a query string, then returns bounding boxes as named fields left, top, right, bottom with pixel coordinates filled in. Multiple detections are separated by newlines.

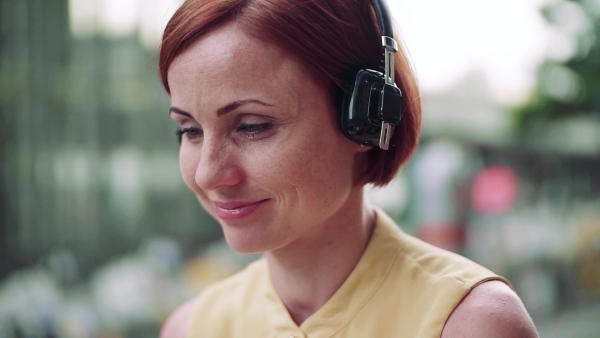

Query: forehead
left=171, top=24, right=268, bottom=69
left=166, top=22, right=319, bottom=113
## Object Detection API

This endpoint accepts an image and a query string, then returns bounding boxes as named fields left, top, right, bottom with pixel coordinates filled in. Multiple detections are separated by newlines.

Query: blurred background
left=0, top=0, right=599, bottom=337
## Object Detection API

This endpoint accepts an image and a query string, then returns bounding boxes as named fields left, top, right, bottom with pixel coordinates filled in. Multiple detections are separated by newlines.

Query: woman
left=159, top=0, right=538, bottom=337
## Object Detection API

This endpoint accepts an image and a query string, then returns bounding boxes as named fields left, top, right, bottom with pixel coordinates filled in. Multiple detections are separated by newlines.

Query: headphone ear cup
left=340, top=69, right=391, bottom=147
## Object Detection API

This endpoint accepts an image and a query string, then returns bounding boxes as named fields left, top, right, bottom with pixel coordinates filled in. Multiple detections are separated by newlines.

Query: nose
left=194, top=138, right=244, bottom=191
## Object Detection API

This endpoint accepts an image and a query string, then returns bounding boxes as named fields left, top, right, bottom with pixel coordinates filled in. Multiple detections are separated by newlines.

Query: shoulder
left=161, top=259, right=268, bottom=338
left=376, top=209, right=494, bottom=281
left=441, top=280, right=539, bottom=338
left=160, top=297, right=198, bottom=338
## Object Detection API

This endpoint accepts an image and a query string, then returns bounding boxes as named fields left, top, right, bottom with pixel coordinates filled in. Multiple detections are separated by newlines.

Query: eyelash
left=237, top=123, right=272, bottom=139
left=175, top=123, right=272, bottom=143
left=176, top=127, right=202, bottom=144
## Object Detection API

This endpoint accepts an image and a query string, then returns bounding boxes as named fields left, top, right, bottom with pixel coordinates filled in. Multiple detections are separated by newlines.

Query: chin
left=221, top=227, right=273, bottom=255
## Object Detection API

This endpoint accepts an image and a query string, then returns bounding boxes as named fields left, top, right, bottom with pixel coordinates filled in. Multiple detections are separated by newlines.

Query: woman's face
left=167, top=23, right=367, bottom=254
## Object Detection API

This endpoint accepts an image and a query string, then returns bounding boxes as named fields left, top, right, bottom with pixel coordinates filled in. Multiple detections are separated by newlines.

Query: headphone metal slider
left=382, top=36, right=398, bottom=85
left=379, top=121, right=392, bottom=150
left=381, top=36, right=398, bottom=52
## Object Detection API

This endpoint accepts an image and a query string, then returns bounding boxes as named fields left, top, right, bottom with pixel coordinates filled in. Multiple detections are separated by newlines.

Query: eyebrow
left=169, top=99, right=274, bottom=118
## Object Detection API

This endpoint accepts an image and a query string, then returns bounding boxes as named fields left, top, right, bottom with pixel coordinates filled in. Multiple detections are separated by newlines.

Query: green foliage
left=514, top=0, right=600, bottom=129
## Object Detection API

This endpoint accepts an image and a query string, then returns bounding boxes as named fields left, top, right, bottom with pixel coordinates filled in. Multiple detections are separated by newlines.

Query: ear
left=356, top=144, right=374, bottom=153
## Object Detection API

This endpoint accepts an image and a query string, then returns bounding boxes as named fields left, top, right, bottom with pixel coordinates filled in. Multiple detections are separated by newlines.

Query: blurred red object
left=417, top=222, right=466, bottom=252
left=471, top=165, right=520, bottom=216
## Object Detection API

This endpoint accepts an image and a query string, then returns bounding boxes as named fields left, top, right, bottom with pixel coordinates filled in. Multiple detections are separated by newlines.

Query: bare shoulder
left=441, top=280, right=539, bottom=338
left=160, top=297, right=199, bottom=338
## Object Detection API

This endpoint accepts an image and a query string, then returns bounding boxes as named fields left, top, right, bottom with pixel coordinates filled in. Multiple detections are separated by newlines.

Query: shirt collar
left=263, top=208, right=403, bottom=337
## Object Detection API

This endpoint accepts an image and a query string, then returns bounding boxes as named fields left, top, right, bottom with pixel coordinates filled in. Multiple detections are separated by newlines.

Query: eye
left=176, top=127, right=203, bottom=143
left=236, top=123, right=272, bottom=139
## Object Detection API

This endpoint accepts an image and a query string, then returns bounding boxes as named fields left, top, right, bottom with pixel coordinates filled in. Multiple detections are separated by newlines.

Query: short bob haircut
left=159, top=0, right=421, bottom=186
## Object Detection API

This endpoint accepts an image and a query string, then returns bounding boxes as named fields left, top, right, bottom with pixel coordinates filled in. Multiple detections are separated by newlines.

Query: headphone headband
left=371, top=0, right=393, bottom=39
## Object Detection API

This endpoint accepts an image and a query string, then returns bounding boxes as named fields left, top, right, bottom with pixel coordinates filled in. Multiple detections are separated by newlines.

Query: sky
left=69, top=0, right=556, bottom=105
left=389, top=0, right=553, bottom=104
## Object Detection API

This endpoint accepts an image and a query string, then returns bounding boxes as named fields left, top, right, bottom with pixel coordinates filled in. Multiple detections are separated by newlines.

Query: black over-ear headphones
left=340, top=0, right=402, bottom=151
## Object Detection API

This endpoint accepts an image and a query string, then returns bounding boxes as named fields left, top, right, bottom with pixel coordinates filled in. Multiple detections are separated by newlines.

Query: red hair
left=159, top=0, right=421, bottom=186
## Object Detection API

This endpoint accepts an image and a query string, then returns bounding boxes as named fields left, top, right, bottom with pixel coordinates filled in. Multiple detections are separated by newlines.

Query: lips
left=213, top=199, right=269, bottom=220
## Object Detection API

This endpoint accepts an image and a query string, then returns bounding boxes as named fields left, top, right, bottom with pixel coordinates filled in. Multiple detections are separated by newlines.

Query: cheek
left=251, top=135, right=352, bottom=201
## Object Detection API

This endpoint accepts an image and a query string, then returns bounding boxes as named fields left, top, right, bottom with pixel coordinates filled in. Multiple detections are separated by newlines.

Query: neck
left=264, top=190, right=376, bottom=325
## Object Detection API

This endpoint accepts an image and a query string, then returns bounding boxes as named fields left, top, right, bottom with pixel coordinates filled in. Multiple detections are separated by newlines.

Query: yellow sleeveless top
left=186, top=209, right=509, bottom=338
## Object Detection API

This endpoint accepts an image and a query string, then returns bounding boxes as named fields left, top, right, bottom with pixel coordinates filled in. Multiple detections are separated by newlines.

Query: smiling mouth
left=213, top=199, right=269, bottom=220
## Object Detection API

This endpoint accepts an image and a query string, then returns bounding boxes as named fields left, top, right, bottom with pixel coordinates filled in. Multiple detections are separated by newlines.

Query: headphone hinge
left=381, top=36, right=398, bottom=51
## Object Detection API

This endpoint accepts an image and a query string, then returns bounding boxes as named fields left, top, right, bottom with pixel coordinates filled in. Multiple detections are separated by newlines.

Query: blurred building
left=0, top=0, right=217, bottom=281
